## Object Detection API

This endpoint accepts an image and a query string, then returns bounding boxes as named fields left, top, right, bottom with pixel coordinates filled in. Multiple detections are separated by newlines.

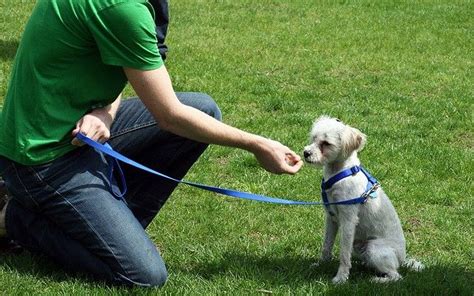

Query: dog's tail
left=403, top=258, right=424, bottom=271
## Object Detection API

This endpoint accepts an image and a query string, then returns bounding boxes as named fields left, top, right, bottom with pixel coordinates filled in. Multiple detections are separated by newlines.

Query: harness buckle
left=350, top=166, right=360, bottom=175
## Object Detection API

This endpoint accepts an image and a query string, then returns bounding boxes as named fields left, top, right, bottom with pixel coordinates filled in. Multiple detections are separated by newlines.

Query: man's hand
left=71, top=95, right=121, bottom=146
left=252, top=137, right=304, bottom=175
left=71, top=111, right=112, bottom=146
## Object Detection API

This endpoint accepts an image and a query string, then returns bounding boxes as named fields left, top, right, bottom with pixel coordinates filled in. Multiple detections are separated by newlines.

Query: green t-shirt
left=0, top=0, right=163, bottom=165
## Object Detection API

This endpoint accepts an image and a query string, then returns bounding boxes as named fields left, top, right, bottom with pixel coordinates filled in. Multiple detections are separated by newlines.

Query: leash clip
left=361, top=183, right=380, bottom=203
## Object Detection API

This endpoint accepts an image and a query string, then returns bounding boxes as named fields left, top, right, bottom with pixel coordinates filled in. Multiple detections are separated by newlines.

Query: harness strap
left=321, top=165, right=379, bottom=215
left=322, top=166, right=360, bottom=190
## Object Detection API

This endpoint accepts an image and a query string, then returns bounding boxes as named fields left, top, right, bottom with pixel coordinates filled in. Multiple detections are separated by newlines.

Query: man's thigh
left=3, top=147, right=166, bottom=284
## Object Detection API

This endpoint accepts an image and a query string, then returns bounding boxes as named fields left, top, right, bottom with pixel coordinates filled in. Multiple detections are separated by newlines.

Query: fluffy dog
left=303, top=116, right=423, bottom=283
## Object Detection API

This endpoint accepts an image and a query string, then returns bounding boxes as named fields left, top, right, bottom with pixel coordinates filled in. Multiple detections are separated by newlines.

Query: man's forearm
left=124, top=66, right=261, bottom=151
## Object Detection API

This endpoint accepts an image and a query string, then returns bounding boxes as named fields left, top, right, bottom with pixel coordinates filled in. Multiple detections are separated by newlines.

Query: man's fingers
left=97, top=132, right=110, bottom=144
left=71, top=114, right=111, bottom=145
left=284, top=159, right=303, bottom=174
left=281, top=150, right=304, bottom=174
left=285, top=152, right=302, bottom=165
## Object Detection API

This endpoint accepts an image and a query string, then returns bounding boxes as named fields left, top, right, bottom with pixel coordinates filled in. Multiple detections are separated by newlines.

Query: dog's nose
left=303, top=150, right=312, bottom=159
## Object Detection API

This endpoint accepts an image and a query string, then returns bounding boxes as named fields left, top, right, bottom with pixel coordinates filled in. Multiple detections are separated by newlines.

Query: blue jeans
left=0, top=93, right=221, bottom=287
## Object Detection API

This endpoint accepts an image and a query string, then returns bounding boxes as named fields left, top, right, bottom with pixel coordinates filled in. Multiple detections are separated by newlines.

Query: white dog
left=303, top=116, right=423, bottom=283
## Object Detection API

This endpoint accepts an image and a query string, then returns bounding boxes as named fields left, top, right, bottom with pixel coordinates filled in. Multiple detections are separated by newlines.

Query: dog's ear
left=342, top=127, right=367, bottom=157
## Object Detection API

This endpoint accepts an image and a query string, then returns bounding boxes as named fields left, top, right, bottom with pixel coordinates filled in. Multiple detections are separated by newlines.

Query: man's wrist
left=241, top=134, right=266, bottom=155
left=91, top=108, right=114, bottom=125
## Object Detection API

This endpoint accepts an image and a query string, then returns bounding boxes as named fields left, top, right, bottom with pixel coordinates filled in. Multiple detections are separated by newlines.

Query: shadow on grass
left=0, top=39, right=19, bottom=61
left=0, top=252, right=162, bottom=294
left=0, top=252, right=70, bottom=281
left=2, top=250, right=472, bottom=295
left=177, top=251, right=474, bottom=295
left=0, top=251, right=102, bottom=287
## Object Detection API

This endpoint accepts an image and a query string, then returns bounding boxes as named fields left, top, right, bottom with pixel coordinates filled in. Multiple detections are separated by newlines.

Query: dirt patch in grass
left=453, top=131, right=473, bottom=150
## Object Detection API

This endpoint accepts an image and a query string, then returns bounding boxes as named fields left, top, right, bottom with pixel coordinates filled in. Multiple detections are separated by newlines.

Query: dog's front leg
left=333, top=213, right=358, bottom=284
left=321, top=214, right=338, bottom=261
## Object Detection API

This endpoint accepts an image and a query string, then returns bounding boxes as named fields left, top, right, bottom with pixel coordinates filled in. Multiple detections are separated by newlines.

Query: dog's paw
left=370, top=273, right=402, bottom=283
left=332, top=273, right=349, bottom=284
left=404, top=258, right=424, bottom=272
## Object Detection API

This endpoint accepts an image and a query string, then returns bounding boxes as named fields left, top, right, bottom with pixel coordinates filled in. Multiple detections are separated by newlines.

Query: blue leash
left=76, top=133, right=376, bottom=206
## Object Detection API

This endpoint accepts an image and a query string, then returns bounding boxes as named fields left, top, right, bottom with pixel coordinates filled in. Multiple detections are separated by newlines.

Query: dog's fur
left=303, top=116, right=423, bottom=283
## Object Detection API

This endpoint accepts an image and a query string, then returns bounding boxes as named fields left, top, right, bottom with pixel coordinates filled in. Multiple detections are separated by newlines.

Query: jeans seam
left=110, top=121, right=157, bottom=140
left=27, top=166, right=133, bottom=280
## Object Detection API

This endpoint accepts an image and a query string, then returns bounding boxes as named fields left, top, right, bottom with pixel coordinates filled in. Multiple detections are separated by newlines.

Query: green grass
left=1, top=0, right=473, bottom=295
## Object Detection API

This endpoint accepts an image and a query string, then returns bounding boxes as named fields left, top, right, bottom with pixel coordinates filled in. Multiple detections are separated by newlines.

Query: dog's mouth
left=304, top=159, right=321, bottom=165
left=303, top=150, right=317, bottom=164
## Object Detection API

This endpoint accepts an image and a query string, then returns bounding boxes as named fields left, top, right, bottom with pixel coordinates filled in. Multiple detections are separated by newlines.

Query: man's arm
left=124, top=66, right=303, bottom=175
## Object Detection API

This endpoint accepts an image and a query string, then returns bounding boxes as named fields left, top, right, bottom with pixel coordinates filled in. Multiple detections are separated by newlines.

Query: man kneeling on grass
left=0, top=0, right=302, bottom=287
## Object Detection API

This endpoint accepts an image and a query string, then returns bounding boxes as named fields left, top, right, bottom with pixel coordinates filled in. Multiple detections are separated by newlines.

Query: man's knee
left=115, top=262, right=168, bottom=287
left=137, top=263, right=168, bottom=287
left=197, top=93, right=222, bottom=121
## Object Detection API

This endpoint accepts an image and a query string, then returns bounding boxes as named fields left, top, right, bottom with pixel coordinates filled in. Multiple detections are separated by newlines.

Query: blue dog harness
left=321, top=166, right=379, bottom=216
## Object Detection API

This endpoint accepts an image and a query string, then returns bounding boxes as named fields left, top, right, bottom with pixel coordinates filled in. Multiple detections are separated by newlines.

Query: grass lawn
left=0, top=0, right=472, bottom=295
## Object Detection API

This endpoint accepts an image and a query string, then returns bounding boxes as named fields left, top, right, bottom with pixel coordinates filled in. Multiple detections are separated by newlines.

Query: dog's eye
left=320, top=141, right=331, bottom=147
left=319, top=141, right=331, bottom=153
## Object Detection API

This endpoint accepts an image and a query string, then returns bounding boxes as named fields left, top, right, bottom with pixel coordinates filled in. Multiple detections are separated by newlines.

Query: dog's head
left=303, top=116, right=366, bottom=166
